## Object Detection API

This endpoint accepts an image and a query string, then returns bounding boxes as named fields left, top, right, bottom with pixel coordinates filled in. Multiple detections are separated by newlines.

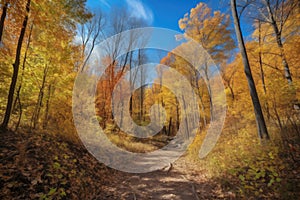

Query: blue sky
left=86, top=0, right=231, bottom=33
left=85, top=0, right=254, bottom=65
left=85, top=1, right=247, bottom=82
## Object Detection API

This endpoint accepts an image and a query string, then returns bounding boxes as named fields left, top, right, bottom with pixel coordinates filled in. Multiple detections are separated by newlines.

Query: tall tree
left=0, top=1, right=8, bottom=43
left=231, top=0, right=270, bottom=140
left=248, top=0, right=297, bottom=84
left=261, top=0, right=295, bottom=84
left=1, top=0, right=31, bottom=129
left=178, top=2, right=234, bottom=121
left=78, top=13, right=104, bottom=72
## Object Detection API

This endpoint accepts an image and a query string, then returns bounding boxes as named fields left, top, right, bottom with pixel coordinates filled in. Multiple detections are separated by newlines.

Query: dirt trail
left=107, top=158, right=235, bottom=200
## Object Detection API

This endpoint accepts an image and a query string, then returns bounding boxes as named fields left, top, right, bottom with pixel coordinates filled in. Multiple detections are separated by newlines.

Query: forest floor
left=0, top=128, right=295, bottom=199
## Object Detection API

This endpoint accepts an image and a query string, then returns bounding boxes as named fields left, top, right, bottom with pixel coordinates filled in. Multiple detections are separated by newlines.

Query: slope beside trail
left=0, top=129, right=235, bottom=199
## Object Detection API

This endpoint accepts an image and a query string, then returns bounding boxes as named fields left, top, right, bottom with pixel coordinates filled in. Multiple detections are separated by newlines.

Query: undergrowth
left=186, top=122, right=300, bottom=199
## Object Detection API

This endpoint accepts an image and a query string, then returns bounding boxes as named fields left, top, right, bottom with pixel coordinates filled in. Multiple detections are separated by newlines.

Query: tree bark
left=0, top=2, right=8, bottom=43
left=13, top=22, right=33, bottom=114
left=231, top=0, right=269, bottom=140
left=1, top=0, right=31, bottom=130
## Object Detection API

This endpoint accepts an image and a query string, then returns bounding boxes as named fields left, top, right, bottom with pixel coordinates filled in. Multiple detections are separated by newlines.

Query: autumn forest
left=0, top=0, right=300, bottom=199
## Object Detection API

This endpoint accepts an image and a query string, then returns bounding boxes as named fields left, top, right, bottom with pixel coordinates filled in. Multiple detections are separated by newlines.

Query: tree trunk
left=129, top=51, right=133, bottom=116
left=182, top=94, right=190, bottom=138
left=13, top=22, right=33, bottom=113
left=258, top=20, right=270, bottom=120
left=263, top=0, right=292, bottom=84
left=198, top=91, right=207, bottom=127
left=229, top=84, right=235, bottom=100
left=194, top=70, right=207, bottom=127
left=203, top=61, right=213, bottom=121
left=43, top=84, right=52, bottom=129
left=0, top=2, right=8, bottom=43
left=275, top=33, right=292, bottom=84
left=231, top=0, right=269, bottom=140
left=31, top=64, right=49, bottom=129
left=14, top=89, right=22, bottom=131
left=168, top=117, right=172, bottom=136
left=1, top=0, right=31, bottom=130
left=258, top=21, right=267, bottom=95
left=176, top=98, right=180, bottom=130
left=138, top=49, right=145, bottom=122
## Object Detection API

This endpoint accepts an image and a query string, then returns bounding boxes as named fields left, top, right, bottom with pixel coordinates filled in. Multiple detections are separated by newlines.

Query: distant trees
left=253, top=0, right=297, bottom=84
left=0, top=0, right=91, bottom=132
left=179, top=3, right=235, bottom=121
left=78, top=13, right=105, bottom=72
left=0, top=0, right=298, bottom=147
left=89, top=8, right=150, bottom=129
left=1, top=0, right=31, bottom=129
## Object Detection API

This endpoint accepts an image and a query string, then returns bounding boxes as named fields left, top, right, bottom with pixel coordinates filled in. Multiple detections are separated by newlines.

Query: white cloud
left=125, top=0, right=153, bottom=24
left=99, top=0, right=111, bottom=8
